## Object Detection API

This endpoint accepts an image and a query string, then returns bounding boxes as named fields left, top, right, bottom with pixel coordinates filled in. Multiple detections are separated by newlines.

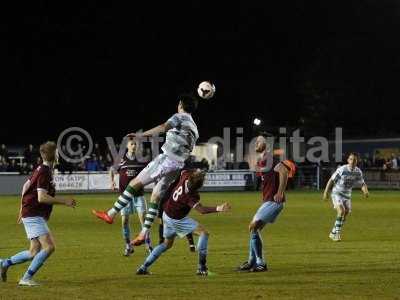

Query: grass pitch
left=0, top=191, right=399, bottom=299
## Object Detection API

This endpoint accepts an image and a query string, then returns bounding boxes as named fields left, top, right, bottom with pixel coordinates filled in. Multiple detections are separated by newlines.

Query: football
left=197, top=81, right=216, bottom=99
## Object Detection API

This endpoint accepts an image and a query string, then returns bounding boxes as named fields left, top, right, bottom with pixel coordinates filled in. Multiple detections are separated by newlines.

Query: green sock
left=144, top=203, right=159, bottom=230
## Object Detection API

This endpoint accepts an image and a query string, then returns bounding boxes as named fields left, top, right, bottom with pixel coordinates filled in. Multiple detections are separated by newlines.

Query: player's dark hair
left=179, top=94, right=198, bottom=114
left=188, top=170, right=205, bottom=191
left=348, top=152, right=359, bottom=159
left=258, top=131, right=274, bottom=138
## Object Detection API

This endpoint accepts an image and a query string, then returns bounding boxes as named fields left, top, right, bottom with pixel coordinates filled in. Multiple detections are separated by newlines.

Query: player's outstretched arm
left=127, top=123, right=172, bottom=138
left=361, top=183, right=369, bottom=198
left=38, top=190, right=76, bottom=208
left=323, top=179, right=334, bottom=201
left=194, top=202, right=231, bottom=215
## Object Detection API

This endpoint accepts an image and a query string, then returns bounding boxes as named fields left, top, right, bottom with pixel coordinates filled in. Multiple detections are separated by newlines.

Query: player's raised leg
left=92, top=177, right=145, bottom=224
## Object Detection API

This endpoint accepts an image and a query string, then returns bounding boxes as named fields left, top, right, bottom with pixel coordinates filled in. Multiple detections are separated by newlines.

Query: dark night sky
left=1, top=1, right=400, bottom=145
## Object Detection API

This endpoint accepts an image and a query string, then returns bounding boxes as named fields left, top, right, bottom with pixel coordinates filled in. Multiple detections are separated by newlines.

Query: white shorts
left=137, top=153, right=183, bottom=199
left=162, top=212, right=198, bottom=239
left=120, top=196, right=146, bottom=216
left=22, top=217, right=50, bottom=240
left=331, top=194, right=352, bottom=212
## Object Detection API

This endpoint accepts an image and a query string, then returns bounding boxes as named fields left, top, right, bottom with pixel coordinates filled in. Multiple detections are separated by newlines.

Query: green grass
left=1, top=191, right=400, bottom=299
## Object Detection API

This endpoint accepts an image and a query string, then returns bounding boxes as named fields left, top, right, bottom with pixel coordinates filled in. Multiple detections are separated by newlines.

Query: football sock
left=2, top=251, right=32, bottom=268
left=22, top=249, right=51, bottom=280
left=122, top=223, right=131, bottom=245
left=142, top=243, right=168, bottom=269
left=158, top=223, right=164, bottom=244
left=145, top=231, right=152, bottom=250
left=186, top=233, right=195, bottom=247
left=107, top=185, right=139, bottom=217
left=248, top=234, right=256, bottom=265
left=142, top=203, right=159, bottom=233
left=197, top=233, right=208, bottom=269
left=251, top=231, right=264, bottom=265
left=332, top=216, right=344, bottom=234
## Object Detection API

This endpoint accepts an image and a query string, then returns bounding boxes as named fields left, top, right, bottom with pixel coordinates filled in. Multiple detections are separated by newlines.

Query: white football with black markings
left=197, top=81, right=216, bottom=100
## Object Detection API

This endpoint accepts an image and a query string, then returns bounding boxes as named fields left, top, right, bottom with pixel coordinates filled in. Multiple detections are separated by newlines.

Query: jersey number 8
left=172, top=180, right=189, bottom=201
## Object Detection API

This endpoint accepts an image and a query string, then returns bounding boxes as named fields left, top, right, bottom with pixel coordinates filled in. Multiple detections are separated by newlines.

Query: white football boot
left=18, top=278, right=40, bottom=287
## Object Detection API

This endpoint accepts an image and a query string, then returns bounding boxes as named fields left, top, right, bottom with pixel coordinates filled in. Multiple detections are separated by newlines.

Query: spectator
left=23, top=144, right=38, bottom=164
left=19, top=162, right=31, bottom=175
left=0, top=156, right=7, bottom=172
left=98, top=155, right=107, bottom=171
left=93, top=143, right=104, bottom=158
left=238, top=161, right=250, bottom=169
left=0, top=144, right=8, bottom=160
left=364, top=154, right=373, bottom=168
left=200, top=158, right=210, bottom=171
left=391, top=154, right=398, bottom=170
left=106, top=153, right=113, bottom=167
left=218, top=157, right=225, bottom=170
left=7, top=159, right=20, bottom=172
left=141, top=147, right=151, bottom=162
left=209, top=160, right=217, bottom=171
left=383, top=158, right=392, bottom=171
left=85, top=155, right=100, bottom=171
left=58, top=152, right=74, bottom=174
left=225, top=162, right=234, bottom=170
left=77, top=154, right=86, bottom=171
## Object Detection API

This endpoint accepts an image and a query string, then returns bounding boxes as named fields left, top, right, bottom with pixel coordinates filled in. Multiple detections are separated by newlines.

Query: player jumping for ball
left=136, top=169, right=230, bottom=276
left=93, top=95, right=199, bottom=246
left=109, top=138, right=152, bottom=256
left=0, top=142, right=76, bottom=286
left=237, top=135, right=296, bottom=272
left=323, top=152, right=369, bottom=242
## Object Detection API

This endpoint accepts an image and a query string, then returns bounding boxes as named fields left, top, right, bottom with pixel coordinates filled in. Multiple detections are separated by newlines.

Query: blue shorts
left=162, top=212, right=198, bottom=239
left=22, top=217, right=50, bottom=240
left=120, top=196, right=146, bottom=216
left=252, top=201, right=284, bottom=224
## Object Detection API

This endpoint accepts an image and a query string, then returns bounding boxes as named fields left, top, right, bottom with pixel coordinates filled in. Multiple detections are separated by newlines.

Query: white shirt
left=331, top=164, right=365, bottom=200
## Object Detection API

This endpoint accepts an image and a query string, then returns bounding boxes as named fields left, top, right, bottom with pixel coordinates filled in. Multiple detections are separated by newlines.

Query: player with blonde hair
left=1, top=142, right=76, bottom=286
